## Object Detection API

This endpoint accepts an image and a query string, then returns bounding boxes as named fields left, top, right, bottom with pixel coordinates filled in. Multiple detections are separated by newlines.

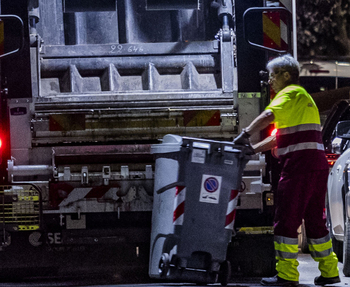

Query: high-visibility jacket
left=265, top=84, right=328, bottom=174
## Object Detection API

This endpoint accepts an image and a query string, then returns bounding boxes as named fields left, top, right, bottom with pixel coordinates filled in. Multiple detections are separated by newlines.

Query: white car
left=327, top=119, right=350, bottom=276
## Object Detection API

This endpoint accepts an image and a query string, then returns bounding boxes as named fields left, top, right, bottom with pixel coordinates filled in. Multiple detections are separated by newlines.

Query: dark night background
left=297, top=0, right=350, bottom=59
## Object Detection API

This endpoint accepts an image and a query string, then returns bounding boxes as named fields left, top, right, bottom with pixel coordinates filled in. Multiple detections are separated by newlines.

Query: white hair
left=266, top=54, right=300, bottom=82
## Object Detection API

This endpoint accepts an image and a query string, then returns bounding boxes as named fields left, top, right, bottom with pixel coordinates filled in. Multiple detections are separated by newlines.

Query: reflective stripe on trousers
left=274, top=235, right=299, bottom=281
left=308, top=234, right=339, bottom=278
left=274, top=234, right=339, bottom=281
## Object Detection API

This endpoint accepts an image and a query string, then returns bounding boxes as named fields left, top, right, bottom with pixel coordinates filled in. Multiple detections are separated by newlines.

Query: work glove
left=233, top=129, right=251, bottom=146
left=233, top=129, right=255, bottom=155
left=245, top=143, right=255, bottom=155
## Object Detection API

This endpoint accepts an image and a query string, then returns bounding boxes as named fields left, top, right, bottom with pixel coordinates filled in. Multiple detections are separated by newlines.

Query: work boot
left=314, top=275, right=340, bottom=285
left=261, top=275, right=299, bottom=286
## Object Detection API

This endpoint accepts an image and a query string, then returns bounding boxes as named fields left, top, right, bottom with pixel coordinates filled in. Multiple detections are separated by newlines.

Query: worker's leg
left=304, top=170, right=339, bottom=278
left=274, top=235, right=299, bottom=281
left=272, top=172, right=305, bottom=282
left=307, top=234, right=339, bottom=278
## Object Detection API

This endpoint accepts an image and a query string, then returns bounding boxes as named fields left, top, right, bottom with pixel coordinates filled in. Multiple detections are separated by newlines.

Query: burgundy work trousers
left=274, top=169, right=329, bottom=239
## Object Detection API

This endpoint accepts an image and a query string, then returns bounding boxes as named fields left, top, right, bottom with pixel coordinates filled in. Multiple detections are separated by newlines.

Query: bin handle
left=156, top=181, right=185, bottom=194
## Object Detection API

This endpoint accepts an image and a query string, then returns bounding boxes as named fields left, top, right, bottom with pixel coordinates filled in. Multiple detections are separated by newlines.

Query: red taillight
left=263, top=124, right=277, bottom=140
left=0, top=138, right=2, bottom=165
left=326, top=153, right=340, bottom=168
left=270, top=128, right=277, bottom=136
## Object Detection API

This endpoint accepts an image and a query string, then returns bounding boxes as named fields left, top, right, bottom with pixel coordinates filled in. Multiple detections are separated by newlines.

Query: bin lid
left=151, top=134, right=182, bottom=154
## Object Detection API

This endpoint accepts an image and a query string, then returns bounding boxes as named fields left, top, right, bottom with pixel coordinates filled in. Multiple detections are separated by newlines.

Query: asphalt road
left=0, top=253, right=349, bottom=287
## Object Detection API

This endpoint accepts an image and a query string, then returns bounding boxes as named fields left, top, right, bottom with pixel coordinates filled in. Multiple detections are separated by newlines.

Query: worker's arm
left=252, top=135, right=277, bottom=153
left=233, top=110, right=275, bottom=145
left=244, top=110, right=275, bottom=136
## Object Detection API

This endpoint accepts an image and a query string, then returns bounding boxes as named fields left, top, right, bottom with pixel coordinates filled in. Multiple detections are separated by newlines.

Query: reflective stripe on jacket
left=276, top=123, right=328, bottom=173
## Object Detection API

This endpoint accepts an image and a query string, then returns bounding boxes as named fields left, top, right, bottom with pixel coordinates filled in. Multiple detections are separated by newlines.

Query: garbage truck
left=0, top=0, right=294, bottom=281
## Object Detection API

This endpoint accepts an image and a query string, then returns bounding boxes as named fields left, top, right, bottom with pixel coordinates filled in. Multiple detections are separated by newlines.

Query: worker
left=233, top=54, right=340, bottom=286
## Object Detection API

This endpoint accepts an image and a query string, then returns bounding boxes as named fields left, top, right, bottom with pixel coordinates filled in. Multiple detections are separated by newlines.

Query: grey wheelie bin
left=149, top=134, right=250, bottom=286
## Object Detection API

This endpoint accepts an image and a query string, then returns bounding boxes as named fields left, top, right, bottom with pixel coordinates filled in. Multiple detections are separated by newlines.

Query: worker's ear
left=283, top=71, right=291, bottom=81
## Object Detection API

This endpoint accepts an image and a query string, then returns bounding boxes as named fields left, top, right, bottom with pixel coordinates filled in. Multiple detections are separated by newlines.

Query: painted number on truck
left=48, top=232, right=62, bottom=245
left=109, top=44, right=144, bottom=54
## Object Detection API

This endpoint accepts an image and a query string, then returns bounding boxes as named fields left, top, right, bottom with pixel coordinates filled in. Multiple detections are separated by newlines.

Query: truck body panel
left=0, top=0, right=293, bottom=281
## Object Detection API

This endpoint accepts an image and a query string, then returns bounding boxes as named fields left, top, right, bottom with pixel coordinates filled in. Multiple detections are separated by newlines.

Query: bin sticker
left=192, top=148, right=206, bottom=164
left=199, top=174, right=222, bottom=204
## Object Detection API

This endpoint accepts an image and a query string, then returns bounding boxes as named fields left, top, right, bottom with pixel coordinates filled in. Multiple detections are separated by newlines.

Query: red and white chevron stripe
left=225, top=190, right=239, bottom=230
left=49, top=182, right=120, bottom=208
left=279, top=0, right=291, bottom=50
left=173, top=186, right=186, bottom=225
left=263, top=0, right=292, bottom=51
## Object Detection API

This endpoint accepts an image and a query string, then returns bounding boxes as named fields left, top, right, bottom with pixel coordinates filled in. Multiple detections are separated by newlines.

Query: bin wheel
left=218, top=260, right=231, bottom=286
left=159, top=253, right=170, bottom=277
left=174, top=256, right=184, bottom=270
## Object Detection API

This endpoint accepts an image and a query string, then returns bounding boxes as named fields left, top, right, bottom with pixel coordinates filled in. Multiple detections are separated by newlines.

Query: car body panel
left=327, top=148, right=350, bottom=241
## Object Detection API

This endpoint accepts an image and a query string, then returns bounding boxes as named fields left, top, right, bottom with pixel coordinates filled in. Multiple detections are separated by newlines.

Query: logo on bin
left=200, top=174, right=222, bottom=204
left=204, top=177, right=219, bottom=193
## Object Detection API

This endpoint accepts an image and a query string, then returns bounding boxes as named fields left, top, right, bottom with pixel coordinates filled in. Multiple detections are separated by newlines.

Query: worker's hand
left=271, top=147, right=279, bottom=159
left=233, top=129, right=251, bottom=146
left=245, top=143, right=255, bottom=155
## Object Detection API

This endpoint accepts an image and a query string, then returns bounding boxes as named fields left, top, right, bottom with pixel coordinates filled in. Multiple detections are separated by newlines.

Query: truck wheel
left=218, top=260, right=231, bottom=286
left=158, top=253, right=170, bottom=278
left=343, top=217, right=350, bottom=276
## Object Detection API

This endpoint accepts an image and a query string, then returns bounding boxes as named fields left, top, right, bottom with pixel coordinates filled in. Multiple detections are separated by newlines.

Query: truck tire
left=343, top=217, right=350, bottom=276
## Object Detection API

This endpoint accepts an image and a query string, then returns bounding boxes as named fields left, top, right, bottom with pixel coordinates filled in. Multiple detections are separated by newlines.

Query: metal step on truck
left=0, top=0, right=294, bottom=282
